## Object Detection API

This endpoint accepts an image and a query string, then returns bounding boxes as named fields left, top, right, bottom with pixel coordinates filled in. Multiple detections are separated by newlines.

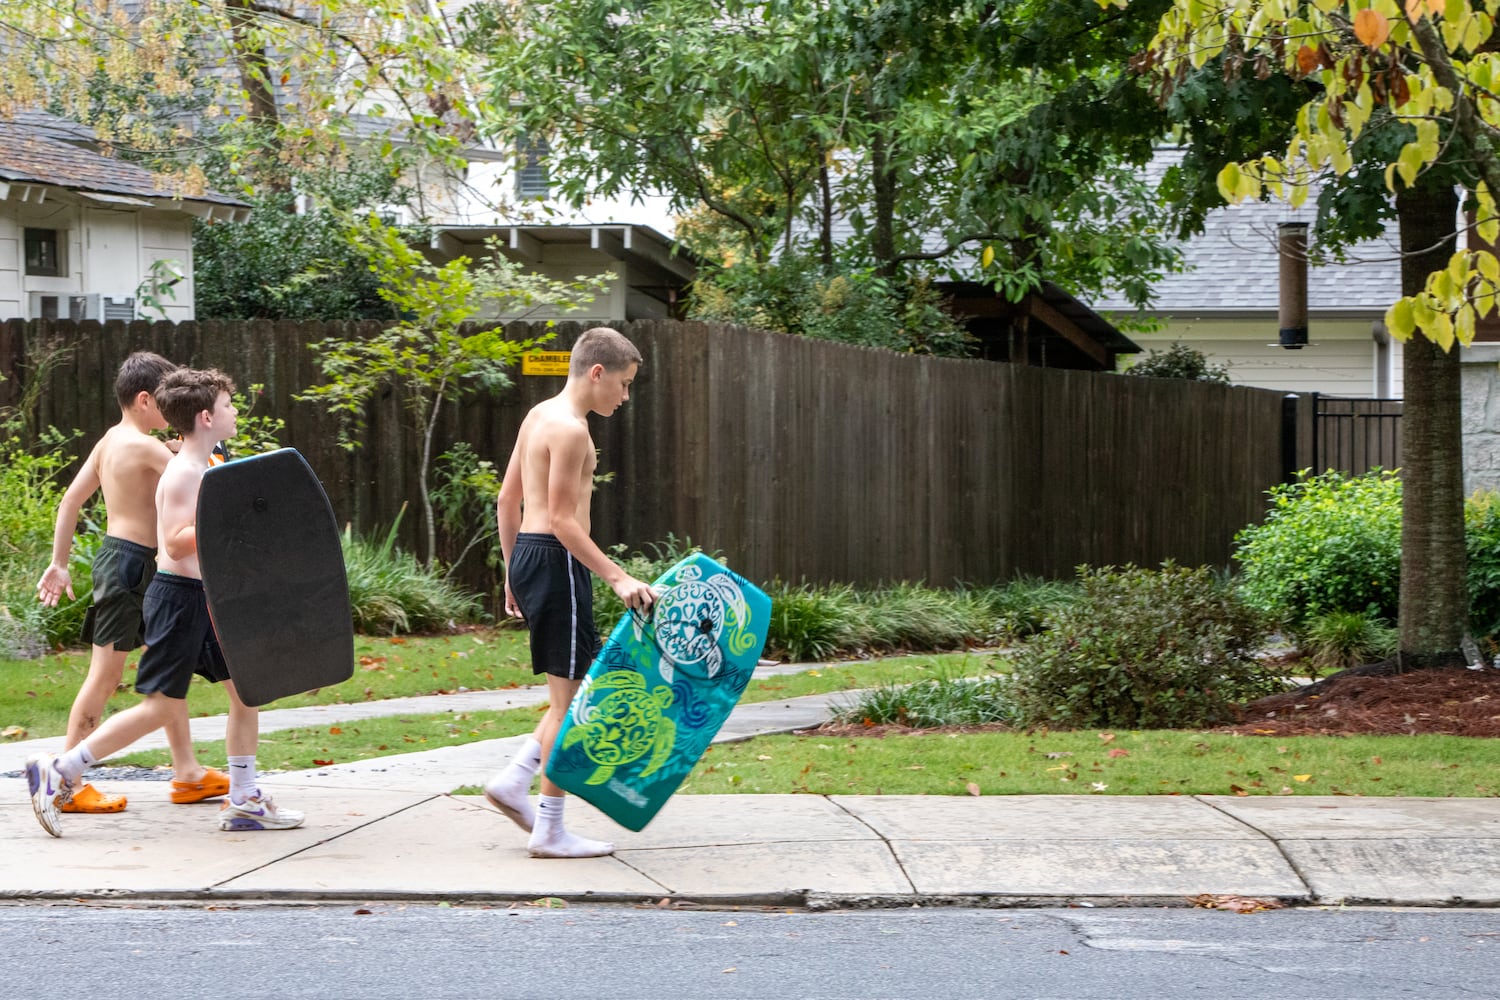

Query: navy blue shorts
left=134, top=572, right=231, bottom=700
left=508, top=533, right=600, bottom=679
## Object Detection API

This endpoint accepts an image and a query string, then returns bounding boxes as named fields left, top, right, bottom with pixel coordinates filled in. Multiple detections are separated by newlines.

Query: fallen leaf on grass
left=2, top=725, right=27, bottom=739
left=313, top=759, right=336, bottom=766
left=1293, top=774, right=1312, bottom=782
left=1106, top=748, right=1129, bottom=758
left=966, top=782, right=981, bottom=796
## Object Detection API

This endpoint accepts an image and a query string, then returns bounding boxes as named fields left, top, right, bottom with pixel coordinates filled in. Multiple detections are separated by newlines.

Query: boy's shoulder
left=95, top=423, right=171, bottom=465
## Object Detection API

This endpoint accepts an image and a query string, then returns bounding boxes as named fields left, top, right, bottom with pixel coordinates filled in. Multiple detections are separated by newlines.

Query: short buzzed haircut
left=115, top=352, right=178, bottom=409
left=569, top=327, right=642, bottom=376
left=156, top=367, right=236, bottom=437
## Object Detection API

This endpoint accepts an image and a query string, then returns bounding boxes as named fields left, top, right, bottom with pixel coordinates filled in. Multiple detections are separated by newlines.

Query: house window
left=24, top=228, right=63, bottom=276
left=515, top=135, right=550, bottom=199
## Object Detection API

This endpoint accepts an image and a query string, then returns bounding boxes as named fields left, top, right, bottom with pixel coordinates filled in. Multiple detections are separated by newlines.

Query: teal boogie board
left=546, top=553, right=772, bottom=831
left=197, top=448, right=354, bottom=708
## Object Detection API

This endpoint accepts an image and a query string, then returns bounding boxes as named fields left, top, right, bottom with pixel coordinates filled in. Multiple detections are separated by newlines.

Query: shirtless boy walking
left=35, top=352, right=227, bottom=813
left=483, top=327, right=657, bottom=859
left=26, top=367, right=302, bottom=837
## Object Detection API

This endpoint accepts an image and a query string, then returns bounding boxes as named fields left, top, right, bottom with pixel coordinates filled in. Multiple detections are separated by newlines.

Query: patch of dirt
left=1220, top=666, right=1500, bottom=737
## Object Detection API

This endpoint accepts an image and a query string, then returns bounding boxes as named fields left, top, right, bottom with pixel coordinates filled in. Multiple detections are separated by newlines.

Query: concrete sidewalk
left=4, top=680, right=1500, bottom=909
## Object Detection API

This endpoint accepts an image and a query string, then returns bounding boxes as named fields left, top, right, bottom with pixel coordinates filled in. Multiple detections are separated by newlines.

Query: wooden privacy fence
left=0, top=316, right=1289, bottom=592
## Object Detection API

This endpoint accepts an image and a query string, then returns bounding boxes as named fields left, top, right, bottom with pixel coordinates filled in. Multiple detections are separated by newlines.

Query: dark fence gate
left=1311, top=394, right=1404, bottom=476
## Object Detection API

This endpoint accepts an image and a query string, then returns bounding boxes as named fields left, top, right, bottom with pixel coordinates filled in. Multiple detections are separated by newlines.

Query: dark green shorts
left=82, top=536, right=156, bottom=652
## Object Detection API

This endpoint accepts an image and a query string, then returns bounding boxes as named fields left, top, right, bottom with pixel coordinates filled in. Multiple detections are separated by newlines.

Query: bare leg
left=222, top=679, right=258, bottom=760
left=535, top=675, right=581, bottom=798
left=163, top=699, right=206, bottom=782
left=63, top=644, right=127, bottom=750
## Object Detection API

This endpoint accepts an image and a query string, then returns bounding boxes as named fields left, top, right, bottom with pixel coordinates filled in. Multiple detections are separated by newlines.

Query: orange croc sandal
left=59, top=782, right=128, bottom=813
left=170, top=767, right=230, bottom=804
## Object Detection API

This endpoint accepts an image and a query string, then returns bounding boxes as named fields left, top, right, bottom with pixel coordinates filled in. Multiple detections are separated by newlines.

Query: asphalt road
left=3, top=903, right=1497, bottom=999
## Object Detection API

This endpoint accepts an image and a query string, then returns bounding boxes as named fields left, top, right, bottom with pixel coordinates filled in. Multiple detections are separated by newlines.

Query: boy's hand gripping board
left=546, top=553, right=773, bottom=831
left=197, top=448, right=354, bottom=707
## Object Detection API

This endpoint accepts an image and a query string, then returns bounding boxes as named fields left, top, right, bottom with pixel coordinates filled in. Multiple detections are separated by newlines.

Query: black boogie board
left=197, top=448, right=354, bottom=707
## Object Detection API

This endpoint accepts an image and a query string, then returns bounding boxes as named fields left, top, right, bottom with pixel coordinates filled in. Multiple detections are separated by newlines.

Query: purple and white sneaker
left=24, top=753, right=65, bottom=837
left=217, top=793, right=305, bottom=831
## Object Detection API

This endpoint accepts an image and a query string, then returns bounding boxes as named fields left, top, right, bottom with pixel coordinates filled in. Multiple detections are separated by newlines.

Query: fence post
left=1281, top=393, right=1301, bottom=483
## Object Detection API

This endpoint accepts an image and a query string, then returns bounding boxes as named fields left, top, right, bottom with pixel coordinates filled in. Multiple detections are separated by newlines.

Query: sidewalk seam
left=1191, top=795, right=1316, bottom=899
left=208, top=793, right=443, bottom=892
left=826, top=796, right=919, bottom=895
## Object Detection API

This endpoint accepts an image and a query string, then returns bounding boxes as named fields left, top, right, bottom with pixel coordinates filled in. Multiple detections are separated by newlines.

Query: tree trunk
left=867, top=97, right=897, bottom=278
left=1395, top=181, right=1469, bottom=668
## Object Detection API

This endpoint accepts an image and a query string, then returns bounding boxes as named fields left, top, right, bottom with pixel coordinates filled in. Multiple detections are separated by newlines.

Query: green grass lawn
left=678, top=729, right=1500, bottom=798
left=0, top=628, right=538, bottom=741
left=10, top=636, right=1498, bottom=798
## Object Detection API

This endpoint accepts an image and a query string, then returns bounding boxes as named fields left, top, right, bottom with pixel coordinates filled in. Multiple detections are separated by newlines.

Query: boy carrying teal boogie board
left=547, top=552, right=772, bottom=831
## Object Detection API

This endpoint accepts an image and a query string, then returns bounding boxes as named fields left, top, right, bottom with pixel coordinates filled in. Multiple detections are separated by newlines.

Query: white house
left=1093, top=147, right=1404, bottom=398
left=0, top=112, right=249, bottom=323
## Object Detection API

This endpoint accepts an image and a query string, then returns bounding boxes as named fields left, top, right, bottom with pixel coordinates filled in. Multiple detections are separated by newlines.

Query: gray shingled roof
left=1091, top=146, right=1397, bottom=316
left=0, top=114, right=249, bottom=209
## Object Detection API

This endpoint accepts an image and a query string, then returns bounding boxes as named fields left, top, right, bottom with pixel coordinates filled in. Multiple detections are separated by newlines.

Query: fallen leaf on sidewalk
left=1189, top=894, right=1286, bottom=913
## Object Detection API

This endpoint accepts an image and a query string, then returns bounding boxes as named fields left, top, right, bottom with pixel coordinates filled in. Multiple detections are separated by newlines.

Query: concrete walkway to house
left=3, top=665, right=1499, bottom=909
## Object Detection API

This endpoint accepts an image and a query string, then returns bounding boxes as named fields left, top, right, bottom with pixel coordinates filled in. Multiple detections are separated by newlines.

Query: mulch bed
left=1219, top=666, right=1500, bottom=738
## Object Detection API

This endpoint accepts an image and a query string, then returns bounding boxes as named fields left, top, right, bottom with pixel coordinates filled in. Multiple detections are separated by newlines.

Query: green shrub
left=1125, top=341, right=1230, bottom=383
left=1232, top=470, right=1403, bottom=628
left=1299, top=609, right=1397, bottom=677
left=979, top=576, right=1084, bottom=642
left=1466, top=491, right=1500, bottom=640
left=1008, top=563, right=1282, bottom=730
left=763, top=582, right=862, bottom=662
left=850, top=582, right=983, bottom=652
left=833, top=668, right=1015, bottom=728
left=342, top=519, right=483, bottom=635
left=0, top=431, right=94, bottom=651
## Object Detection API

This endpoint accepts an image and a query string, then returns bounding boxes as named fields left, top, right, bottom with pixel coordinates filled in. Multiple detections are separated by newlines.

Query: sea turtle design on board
left=646, top=565, right=754, bottom=683
left=562, top=669, right=677, bottom=785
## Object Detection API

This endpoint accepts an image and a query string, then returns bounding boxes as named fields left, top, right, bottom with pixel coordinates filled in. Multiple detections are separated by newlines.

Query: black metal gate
left=1311, top=393, right=1403, bottom=476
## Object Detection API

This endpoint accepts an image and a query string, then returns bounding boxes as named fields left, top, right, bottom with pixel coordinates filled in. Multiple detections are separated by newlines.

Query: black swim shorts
left=134, top=572, right=231, bottom=700
left=507, top=533, right=600, bottom=680
left=83, top=536, right=156, bottom=652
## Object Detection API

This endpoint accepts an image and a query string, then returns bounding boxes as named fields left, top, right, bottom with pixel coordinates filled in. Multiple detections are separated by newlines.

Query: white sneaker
left=24, top=753, right=64, bottom=837
left=217, top=793, right=305, bottom=831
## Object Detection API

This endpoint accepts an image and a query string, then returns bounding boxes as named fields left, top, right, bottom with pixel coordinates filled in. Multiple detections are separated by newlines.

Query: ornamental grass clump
left=1008, top=563, right=1285, bottom=730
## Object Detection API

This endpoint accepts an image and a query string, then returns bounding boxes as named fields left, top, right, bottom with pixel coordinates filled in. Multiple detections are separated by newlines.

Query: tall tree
left=467, top=0, right=1182, bottom=308
left=0, top=1, right=493, bottom=205
left=1130, top=0, right=1500, bottom=667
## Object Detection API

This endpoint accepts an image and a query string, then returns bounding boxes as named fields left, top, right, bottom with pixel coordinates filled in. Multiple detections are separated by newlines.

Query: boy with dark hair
left=483, top=327, right=656, bottom=858
left=36, top=352, right=228, bottom=813
left=26, top=367, right=303, bottom=837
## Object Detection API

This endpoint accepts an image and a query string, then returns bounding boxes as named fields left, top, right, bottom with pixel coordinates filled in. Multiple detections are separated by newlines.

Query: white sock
left=527, top=795, right=614, bottom=859
left=56, top=744, right=95, bottom=783
left=227, top=755, right=258, bottom=802
left=535, top=794, right=565, bottom=828
left=516, top=736, right=543, bottom=773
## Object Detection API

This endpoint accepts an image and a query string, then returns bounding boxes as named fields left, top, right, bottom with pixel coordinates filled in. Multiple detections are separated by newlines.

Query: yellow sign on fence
left=522, top=351, right=571, bottom=376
